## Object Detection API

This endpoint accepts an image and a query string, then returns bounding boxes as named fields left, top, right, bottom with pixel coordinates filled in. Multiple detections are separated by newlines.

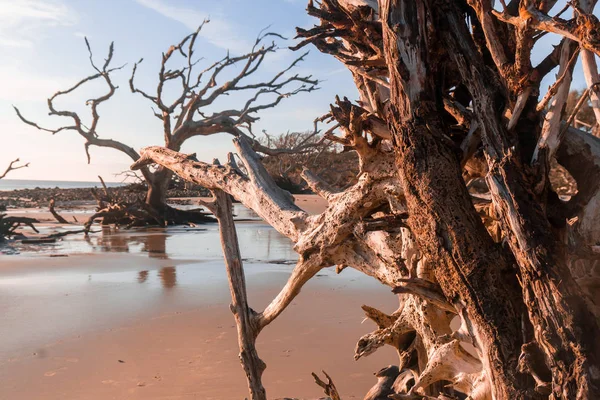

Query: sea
left=0, top=179, right=125, bottom=191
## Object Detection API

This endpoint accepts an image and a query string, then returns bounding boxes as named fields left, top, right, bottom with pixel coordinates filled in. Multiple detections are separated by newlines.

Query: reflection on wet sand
left=81, top=222, right=295, bottom=263
left=159, top=266, right=177, bottom=288
left=138, top=267, right=177, bottom=288
left=143, top=232, right=167, bottom=259
left=138, top=270, right=149, bottom=283
left=43, top=203, right=297, bottom=263
left=91, top=227, right=169, bottom=259
left=94, top=227, right=131, bottom=253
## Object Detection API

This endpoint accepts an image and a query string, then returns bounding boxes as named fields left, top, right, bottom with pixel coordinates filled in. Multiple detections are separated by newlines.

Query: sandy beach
left=0, top=195, right=399, bottom=399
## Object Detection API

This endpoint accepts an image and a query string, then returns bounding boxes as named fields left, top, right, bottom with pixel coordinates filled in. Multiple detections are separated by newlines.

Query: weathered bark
left=440, top=3, right=600, bottom=397
left=209, top=190, right=267, bottom=400
left=145, top=168, right=172, bottom=214
left=379, top=1, right=525, bottom=397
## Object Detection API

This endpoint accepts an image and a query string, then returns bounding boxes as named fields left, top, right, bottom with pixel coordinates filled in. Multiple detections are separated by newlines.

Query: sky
left=0, top=0, right=356, bottom=181
left=0, top=0, right=596, bottom=182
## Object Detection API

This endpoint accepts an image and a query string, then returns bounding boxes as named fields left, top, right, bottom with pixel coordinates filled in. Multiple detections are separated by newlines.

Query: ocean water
left=0, top=179, right=124, bottom=191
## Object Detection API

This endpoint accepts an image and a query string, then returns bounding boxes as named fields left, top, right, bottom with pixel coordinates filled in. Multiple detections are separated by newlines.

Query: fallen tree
left=131, top=0, right=600, bottom=399
left=0, top=212, right=86, bottom=244
left=14, top=22, right=318, bottom=227
left=0, top=213, right=39, bottom=241
left=83, top=175, right=213, bottom=232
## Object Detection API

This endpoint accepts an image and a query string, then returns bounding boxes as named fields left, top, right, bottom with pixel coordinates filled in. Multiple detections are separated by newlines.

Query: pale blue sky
left=0, top=0, right=356, bottom=181
left=0, top=0, right=595, bottom=181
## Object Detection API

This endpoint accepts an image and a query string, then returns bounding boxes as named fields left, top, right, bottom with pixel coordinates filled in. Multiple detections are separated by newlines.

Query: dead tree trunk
left=379, top=2, right=527, bottom=397
left=205, top=189, right=267, bottom=400
left=440, top=4, right=600, bottom=396
left=145, top=168, right=172, bottom=214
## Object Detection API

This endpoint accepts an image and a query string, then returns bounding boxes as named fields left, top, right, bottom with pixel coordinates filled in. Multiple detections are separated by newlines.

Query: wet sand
left=1, top=254, right=397, bottom=399
left=0, top=196, right=401, bottom=399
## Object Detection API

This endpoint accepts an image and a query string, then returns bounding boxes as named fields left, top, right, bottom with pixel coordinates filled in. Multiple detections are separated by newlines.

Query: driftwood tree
left=131, top=1, right=600, bottom=399
left=260, top=128, right=359, bottom=192
left=14, top=22, right=318, bottom=224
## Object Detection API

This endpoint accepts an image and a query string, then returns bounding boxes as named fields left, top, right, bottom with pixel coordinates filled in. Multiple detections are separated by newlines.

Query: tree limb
left=0, top=158, right=29, bottom=180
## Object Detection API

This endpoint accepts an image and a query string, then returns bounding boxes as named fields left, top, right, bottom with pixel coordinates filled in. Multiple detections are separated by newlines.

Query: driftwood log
left=0, top=213, right=86, bottom=244
left=0, top=214, right=39, bottom=240
left=49, top=199, right=70, bottom=224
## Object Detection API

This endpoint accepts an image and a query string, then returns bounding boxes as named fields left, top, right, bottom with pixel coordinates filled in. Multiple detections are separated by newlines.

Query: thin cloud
left=135, top=0, right=253, bottom=54
left=0, top=0, right=77, bottom=48
left=0, top=64, right=70, bottom=102
left=325, top=67, right=350, bottom=77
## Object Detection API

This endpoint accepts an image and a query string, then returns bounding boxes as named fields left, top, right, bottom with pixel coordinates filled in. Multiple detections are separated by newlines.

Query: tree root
left=312, top=371, right=341, bottom=400
left=0, top=214, right=39, bottom=240
left=84, top=198, right=215, bottom=233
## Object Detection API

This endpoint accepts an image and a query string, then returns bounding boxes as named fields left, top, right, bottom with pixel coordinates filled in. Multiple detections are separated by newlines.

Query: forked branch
left=0, top=158, right=29, bottom=180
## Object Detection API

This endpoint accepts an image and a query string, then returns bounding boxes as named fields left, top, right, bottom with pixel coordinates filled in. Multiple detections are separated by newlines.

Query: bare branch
left=532, top=39, right=578, bottom=164
left=493, top=7, right=600, bottom=56
left=392, top=278, right=456, bottom=313
left=0, top=158, right=30, bottom=180
left=312, top=371, right=341, bottom=400
left=537, top=46, right=581, bottom=112
left=301, top=167, right=340, bottom=200
left=125, top=23, right=320, bottom=152
left=48, top=199, right=70, bottom=224
left=14, top=39, right=136, bottom=169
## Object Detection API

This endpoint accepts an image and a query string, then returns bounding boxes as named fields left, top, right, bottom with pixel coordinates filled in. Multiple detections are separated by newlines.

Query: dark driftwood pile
left=0, top=184, right=210, bottom=209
